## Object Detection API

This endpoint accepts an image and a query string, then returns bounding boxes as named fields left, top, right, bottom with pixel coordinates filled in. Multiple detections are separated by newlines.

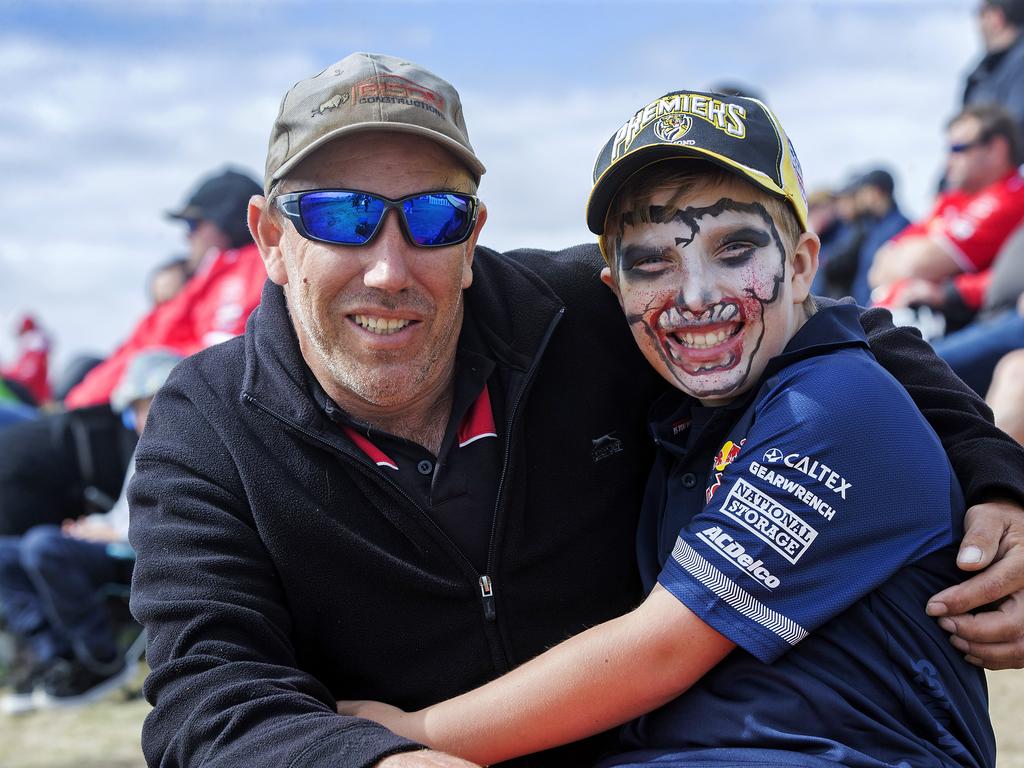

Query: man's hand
left=927, top=499, right=1024, bottom=669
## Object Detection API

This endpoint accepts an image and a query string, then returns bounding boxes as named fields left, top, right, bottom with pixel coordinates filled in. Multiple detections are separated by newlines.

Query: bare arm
left=343, top=585, right=734, bottom=766
left=868, top=236, right=961, bottom=289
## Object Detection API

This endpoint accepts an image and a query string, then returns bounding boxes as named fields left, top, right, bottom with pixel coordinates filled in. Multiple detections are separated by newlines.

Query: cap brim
left=267, top=123, right=486, bottom=194
left=165, top=205, right=203, bottom=222
left=586, top=144, right=788, bottom=235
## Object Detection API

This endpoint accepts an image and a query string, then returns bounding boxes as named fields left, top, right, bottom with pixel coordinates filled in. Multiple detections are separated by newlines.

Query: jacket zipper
left=241, top=394, right=484, bottom=586
left=242, top=305, right=565, bottom=662
left=481, top=307, right=565, bottom=623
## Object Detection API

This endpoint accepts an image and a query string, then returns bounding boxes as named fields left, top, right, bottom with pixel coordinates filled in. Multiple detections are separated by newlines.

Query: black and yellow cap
left=586, top=89, right=808, bottom=235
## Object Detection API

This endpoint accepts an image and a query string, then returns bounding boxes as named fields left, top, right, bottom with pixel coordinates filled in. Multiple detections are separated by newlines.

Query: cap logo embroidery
left=350, top=75, right=446, bottom=117
left=612, top=94, right=747, bottom=159
left=653, top=114, right=693, bottom=144
left=314, top=93, right=350, bottom=117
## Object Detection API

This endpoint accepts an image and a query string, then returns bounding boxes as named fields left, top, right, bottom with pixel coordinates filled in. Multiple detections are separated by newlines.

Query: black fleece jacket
left=129, top=243, right=1024, bottom=768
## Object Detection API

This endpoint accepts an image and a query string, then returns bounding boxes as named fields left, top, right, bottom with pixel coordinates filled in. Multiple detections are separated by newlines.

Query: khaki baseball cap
left=264, top=52, right=486, bottom=194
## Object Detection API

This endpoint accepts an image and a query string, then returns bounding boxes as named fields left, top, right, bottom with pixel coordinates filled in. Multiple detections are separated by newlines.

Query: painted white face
left=606, top=177, right=800, bottom=405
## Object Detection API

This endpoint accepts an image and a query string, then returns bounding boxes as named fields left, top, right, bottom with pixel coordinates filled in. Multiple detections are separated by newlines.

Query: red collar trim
left=342, top=426, right=398, bottom=470
left=458, top=384, right=497, bottom=448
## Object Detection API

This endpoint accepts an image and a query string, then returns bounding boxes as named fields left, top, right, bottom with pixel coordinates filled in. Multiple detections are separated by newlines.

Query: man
left=964, top=0, right=1024, bottom=133
left=147, top=257, right=190, bottom=306
left=129, top=53, right=1024, bottom=768
left=64, top=168, right=265, bottom=409
left=847, top=168, right=909, bottom=306
left=868, top=104, right=1024, bottom=310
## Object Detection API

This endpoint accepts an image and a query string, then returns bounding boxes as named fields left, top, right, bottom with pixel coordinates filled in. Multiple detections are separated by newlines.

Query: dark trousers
left=932, top=310, right=1024, bottom=396
left=0, top=525, right=126, bottom=668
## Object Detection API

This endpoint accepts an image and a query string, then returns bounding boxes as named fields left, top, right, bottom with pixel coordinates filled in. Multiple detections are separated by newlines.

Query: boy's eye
left=633, top=254, right=669, bottom=270
left=720, top=242, right=756, bottom=265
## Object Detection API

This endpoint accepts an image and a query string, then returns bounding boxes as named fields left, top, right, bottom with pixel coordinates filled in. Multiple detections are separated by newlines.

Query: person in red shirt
left=1, top=315, right=51, bottom=406
left=0, top=169, right=265, bottom=539
left=64, top=169, right=265, bottom=409
left=869, top=103, right=1024, bottom=317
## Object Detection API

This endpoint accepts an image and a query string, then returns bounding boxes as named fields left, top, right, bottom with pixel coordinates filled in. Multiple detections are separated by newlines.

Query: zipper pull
left=479, top=575, right=496, bottom=622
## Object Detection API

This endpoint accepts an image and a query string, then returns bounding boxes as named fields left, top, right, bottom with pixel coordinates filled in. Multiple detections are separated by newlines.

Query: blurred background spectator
left=0, top=349, right=182, bottom=716
left=964, top=0, right=1024, bottom=135
left=147, top=258, right=190, bottom=307
left=868, top=104, right=1024, bottom=333
left=1, top=316, right=51, bottom=408
left=0, top=168, right=264, bottom=539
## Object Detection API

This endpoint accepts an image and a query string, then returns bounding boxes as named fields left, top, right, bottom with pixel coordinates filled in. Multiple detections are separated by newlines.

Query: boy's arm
left=341, top=585, right=734, bottom=766
left=855, top=302, right=1024, bottom=669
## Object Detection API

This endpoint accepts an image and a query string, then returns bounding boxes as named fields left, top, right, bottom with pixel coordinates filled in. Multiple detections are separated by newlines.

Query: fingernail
left=950, top=636, right=969, bottom=652
left=965, top=655, right=983, bottom=667
left=926, top=601, right=947, bottom=617
left=938, top=617, right=956, bottom=633
left=958, top=546, right=983, bottom=564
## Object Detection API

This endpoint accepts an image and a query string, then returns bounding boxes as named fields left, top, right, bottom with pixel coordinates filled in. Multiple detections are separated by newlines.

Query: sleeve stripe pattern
left=671, top=537, right=809, bottom=647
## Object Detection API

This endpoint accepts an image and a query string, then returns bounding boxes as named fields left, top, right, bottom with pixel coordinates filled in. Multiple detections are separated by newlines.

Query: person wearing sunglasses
left=127, top=53, right=1024, bottom=768
left=867, top=103, right=1024, bottom=306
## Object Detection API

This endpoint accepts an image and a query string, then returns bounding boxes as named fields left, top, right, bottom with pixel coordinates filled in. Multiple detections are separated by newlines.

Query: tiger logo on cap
left=654, top=114, right=693, bottom=144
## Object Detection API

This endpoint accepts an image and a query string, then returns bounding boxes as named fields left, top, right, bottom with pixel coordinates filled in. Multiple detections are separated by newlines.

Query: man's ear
left=600, top=265, right=623, bottom=305
left=460, top=202, right=487, bottom=290
left=790, top=231, right=820, bottom=304
left=249, top=195, right=289, bottom=286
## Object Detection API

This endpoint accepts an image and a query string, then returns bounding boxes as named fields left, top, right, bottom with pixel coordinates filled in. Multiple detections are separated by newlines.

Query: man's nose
left=362, top=210, right=413, bottom=292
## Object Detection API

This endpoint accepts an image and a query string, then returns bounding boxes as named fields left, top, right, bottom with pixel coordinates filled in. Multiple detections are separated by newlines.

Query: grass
left=0, top=666, right=1022, bottom=766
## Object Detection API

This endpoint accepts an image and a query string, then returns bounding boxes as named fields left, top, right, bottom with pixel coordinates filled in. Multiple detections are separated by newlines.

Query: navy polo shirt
left=310, top=318, right=502, bottom=574
left=606, top=304, right=994, bottom=768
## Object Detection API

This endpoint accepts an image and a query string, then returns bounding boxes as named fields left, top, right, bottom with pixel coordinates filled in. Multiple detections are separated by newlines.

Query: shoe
left=35, top=656, right=136, bottom=709
left=1, top=652, right=54, bottom=716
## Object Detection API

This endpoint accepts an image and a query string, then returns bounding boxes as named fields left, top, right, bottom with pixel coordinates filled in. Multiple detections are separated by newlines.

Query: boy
left=339, top=91, right=995, bottom=767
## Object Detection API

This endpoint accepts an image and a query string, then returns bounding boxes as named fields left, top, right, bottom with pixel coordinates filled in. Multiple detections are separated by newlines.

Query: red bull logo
left=706, top=439, right=745, bottom=502
left=713, top=440, right=742, bottom=471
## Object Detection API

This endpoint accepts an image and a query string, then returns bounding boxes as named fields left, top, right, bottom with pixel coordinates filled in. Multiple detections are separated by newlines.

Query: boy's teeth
left=720, top=304, right=738, bottom=321
left=658, top=307, right=683, bottom=329
left=676, top=328, right=731, bottom=349
left=353, top=315, right=412, bottom=335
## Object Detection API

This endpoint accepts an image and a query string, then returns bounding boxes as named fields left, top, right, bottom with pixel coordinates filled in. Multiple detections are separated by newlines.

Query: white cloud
left=0, top=1, right=988, bottom=376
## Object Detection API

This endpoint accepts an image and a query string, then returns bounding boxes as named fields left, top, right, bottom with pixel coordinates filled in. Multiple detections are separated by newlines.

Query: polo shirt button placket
left=680, top=472, right=697, bottom=489
left=417, top=459, right=434, bottom=476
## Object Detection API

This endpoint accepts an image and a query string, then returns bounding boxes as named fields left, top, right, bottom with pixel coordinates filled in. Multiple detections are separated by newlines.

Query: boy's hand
left=927, top=499, right=1024, bottom=669
left=375, top=752, right=480, bottom=767
left=339, top=699, right=428, bottom=743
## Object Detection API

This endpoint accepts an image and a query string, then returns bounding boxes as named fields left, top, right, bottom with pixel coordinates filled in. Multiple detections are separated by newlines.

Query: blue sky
left=0, top=0, right=982, bottom=370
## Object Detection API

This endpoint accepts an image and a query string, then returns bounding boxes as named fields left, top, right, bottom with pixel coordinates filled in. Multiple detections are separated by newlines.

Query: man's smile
left=350, top=314, right=417, bottom=336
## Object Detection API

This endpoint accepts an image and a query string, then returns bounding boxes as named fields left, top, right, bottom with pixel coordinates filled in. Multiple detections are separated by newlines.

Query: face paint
left=611, top=178, right=799, bottom=405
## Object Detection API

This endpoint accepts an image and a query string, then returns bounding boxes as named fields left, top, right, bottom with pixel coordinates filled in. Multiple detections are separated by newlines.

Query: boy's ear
left=600, top=266, right=623, bottom=305
left=790, top=231, right=820, bottom=305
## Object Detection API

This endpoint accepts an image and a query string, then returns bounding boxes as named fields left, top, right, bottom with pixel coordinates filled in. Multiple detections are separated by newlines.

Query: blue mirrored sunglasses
left=275, top=189, right=479, bottom=248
